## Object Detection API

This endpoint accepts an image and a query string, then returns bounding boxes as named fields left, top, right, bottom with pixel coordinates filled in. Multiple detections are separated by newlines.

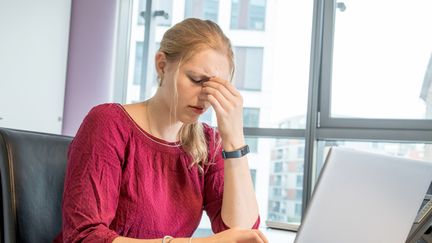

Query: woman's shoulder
left=87, top=103, right=123, bottom=118
left=78, top=103, right=130, bottom=134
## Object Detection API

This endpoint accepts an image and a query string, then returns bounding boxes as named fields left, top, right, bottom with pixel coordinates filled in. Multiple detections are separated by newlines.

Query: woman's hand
left=202, top=228, right=269, bottom=243
left=201, top=77, right=245, bottom=150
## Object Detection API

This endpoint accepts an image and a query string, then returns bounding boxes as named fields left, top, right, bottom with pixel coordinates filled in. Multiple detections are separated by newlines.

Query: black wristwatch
left=222, top=145, right=250, bottom=159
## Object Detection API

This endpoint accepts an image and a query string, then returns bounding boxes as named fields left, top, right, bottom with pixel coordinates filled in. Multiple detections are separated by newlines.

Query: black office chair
left=0, top=128, right=72, bottom=243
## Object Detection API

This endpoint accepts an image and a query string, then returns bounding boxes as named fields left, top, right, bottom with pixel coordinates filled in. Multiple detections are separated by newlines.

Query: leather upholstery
left=0, top=128, right=72, bottom=243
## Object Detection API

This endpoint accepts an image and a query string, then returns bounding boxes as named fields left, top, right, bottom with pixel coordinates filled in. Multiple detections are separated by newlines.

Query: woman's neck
left=145, top=97, right=183, bottom=143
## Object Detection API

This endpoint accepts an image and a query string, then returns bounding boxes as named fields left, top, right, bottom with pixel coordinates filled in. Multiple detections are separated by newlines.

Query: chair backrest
left=0, top=128, right=72, bottom=243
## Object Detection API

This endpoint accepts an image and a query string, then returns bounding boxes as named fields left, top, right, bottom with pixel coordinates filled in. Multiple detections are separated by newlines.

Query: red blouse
left=54, top=103, right=259, bottom=242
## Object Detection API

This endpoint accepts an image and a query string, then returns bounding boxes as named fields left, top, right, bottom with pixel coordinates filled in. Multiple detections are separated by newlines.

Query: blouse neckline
left=115, top=103, right=182, bottom=148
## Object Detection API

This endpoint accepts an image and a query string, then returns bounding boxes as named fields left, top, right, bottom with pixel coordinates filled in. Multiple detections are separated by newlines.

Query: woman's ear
left=155, top=51, right=167, bottom=79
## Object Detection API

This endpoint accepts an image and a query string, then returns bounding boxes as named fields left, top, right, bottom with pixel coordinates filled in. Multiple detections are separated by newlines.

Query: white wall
left=0, top=0, right=71, bottom=134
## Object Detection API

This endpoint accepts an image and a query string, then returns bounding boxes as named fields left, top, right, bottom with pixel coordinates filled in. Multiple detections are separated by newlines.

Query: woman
left=55, top=18, right=268, bottom=243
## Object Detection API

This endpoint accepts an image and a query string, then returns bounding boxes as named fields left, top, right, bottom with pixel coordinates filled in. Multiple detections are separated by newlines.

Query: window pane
left=244, top=108, right=260, bottom=152
left=331, top=0, right=432, bottom=119
left=138, top=0, right=173, bottom=26
left=231, top=0, right=266, bottom=30
left=137, top=0, right=146, bottom=25
left=133, top=42, right=144, bottom=85
left=127, top=1, right=313, bottom=128
left=185, top=0, right=219, bottom=23
left=268, top=138, right=304, bottom=225
left=155, top=0, right=173, bottom=26
left=233, top=47, right=263, bottom=90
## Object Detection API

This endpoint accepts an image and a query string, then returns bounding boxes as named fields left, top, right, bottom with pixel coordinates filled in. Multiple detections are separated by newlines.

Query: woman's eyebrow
left=186, top=71, right=211, bottom=80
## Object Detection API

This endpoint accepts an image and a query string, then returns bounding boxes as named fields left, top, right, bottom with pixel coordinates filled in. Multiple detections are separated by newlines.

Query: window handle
left=153, top=10, right=169, bottom=20
left=336, top=2, right=346, bottom=12
left=140, top=10, right=169, bottom=20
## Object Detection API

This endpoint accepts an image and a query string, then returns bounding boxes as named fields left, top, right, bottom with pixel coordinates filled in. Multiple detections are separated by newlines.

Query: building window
left=295, top=189, right=302, bottom=201
left=276, top=148, right=283, bottom=160
left=275, top=175, right=282, bottom=186
left=233, top=47, right=263, bottom=91
left=295, top=203, right=302, bottom=217
left=270, top=201, right=280, bottom=212
left=296, top=175, right=303, bottom=188
left=185, top=0, right=219, bottom=23
left=243, top=107, right=260, bottom=152
left=297, top=146, right=305, bottom=159
left=230, top=0, right=266, bottom=30
left=273, top=188, right=281, bottom=197
left=274, top=162, right=282, bottom=173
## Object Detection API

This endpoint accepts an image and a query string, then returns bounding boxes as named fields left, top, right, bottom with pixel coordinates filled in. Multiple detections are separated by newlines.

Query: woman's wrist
left=221, top=136, right=245, bottom=151
left=171, top=237, right=208, bottom=243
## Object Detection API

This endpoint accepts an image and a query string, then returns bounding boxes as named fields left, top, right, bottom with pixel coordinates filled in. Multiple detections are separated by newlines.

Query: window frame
left=319, top=0, right=432, bottom=133
left=114, top=0, right=432, bottom=233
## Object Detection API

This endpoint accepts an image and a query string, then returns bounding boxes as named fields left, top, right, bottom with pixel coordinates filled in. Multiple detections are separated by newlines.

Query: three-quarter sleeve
left=60, top=105, right=127, bottom=242
left=202, top=124, right=260, bottom=233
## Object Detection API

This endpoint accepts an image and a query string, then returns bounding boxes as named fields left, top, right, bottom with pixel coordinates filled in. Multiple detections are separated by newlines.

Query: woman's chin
left=180, top=116, right=200, bottom=125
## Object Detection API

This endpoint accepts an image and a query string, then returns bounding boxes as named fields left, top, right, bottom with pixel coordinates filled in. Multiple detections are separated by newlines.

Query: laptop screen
left=294, top=147, right=432, bottom=243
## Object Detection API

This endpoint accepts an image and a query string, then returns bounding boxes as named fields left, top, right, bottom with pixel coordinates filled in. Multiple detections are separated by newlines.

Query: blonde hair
left=158, top=18, right=234, bottom=170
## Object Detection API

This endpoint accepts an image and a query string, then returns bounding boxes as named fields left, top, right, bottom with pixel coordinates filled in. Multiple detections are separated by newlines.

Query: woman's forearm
left=113, top=236, right=160, bottom=243
left=220, top=139, right=260, bottom=228
left=113, top=236, right=205, bottom=243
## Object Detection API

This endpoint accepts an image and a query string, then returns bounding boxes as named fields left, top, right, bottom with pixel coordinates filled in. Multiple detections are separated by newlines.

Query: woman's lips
left=189, top=106, right=204, bottom=114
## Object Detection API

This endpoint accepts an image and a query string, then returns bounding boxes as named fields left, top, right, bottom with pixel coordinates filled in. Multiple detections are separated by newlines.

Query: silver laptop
left=294, top=147, right=432, bottom=243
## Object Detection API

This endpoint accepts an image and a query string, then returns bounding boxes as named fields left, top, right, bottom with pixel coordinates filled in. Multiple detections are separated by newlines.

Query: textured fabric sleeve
left=60, top=105, right=127, bottom=243
left=202, top=124, right=260, bottom=233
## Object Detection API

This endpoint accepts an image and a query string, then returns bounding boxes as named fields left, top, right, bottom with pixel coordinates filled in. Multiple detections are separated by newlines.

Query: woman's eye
left=189, top=77, right=204, bottom=84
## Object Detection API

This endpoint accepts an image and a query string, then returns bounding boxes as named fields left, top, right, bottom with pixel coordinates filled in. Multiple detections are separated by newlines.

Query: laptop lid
left=294, top=147, right=432, bottom=243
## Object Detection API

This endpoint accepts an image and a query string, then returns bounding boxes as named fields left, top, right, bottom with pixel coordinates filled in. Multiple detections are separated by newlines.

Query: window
left=243, top=108, right=260, bottom=152
left=138, top=0, right=173, bottom=26
left=327, top=0, right=432, bottom=120
left=274, top=175, right=282, bottom=186
left=137, top=0, right=146, bottom=25
left=294, top=203, right=302, bottom=219
left=185, top=0, right=219, bottom=22
left=231, top=0, right=266, bottom=30
left=250, top=169, right=257, bottom=189
left=296, top=175, right=303, bottom=188
left=233, top=47, right=263, bottom=91
left=121, top=0, right=313, bottom=234
left=117, top=0, right=432, bottom=234
left=274, top=162, right=282, bottom=173
left=133, top=42, right=144, bottom=85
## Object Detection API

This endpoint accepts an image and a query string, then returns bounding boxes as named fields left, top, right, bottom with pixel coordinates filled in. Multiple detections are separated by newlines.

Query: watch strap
left=222, top=145, right=250, bottom=159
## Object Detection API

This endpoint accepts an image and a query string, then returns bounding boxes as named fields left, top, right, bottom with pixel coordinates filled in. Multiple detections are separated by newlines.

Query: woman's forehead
left=181, top=49, right=231, bottom=77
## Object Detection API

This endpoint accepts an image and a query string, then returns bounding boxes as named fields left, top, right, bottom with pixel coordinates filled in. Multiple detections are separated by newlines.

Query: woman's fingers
left=208, top=76, right=242, bottom=98
left=202, top=84, right=233, bottom=109
left=203, top=81, right=235, bottom=106
left=237, top=229, right=268, bottom=243
left=210, top=228, right=268, bottom=243
left=204, top=94, right=226, bottom=117
left=201, top=77, right=243, bottom=115
left=253, top=229, right=269, bottom=243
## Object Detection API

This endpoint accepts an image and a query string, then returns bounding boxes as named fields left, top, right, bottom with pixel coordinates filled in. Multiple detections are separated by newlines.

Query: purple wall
left=62, top=0, right=118, bottom=136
